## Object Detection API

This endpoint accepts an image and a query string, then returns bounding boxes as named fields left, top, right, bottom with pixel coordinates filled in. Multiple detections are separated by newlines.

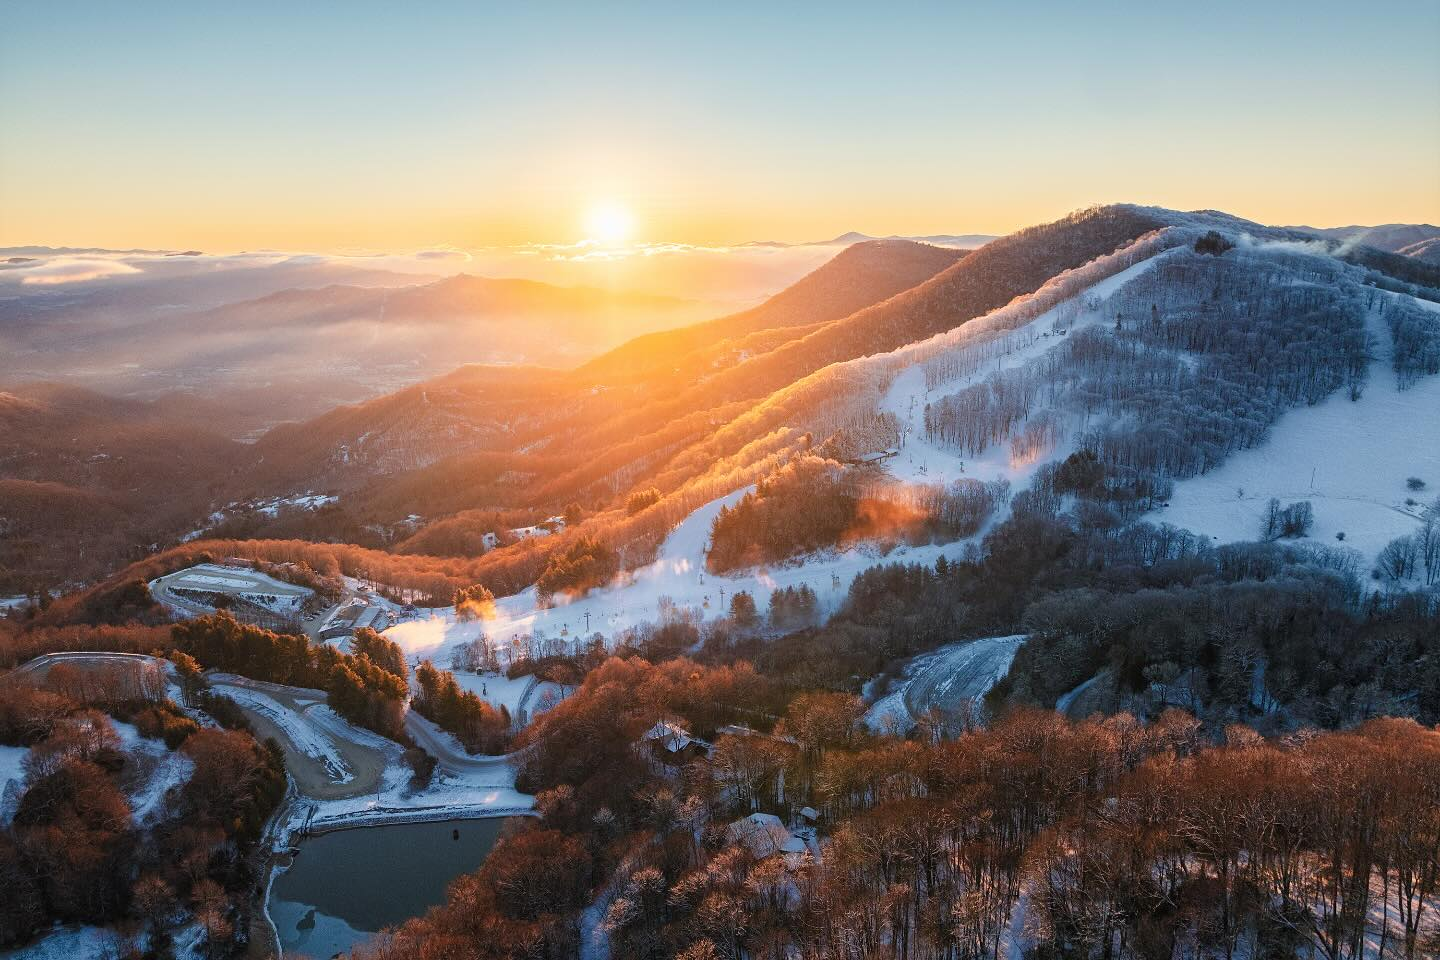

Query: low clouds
left=16, top=257, right=142, bottom=285
left=415, top=245, right=472, bottom=262
left=0, top=239, right=837, bottom=304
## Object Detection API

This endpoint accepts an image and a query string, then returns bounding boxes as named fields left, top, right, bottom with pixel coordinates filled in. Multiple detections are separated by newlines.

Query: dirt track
left=210, top=677, right=396, bottom=801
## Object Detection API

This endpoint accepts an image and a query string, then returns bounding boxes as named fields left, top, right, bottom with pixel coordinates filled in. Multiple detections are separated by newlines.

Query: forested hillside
left=0, top=385, right=252, bottom=592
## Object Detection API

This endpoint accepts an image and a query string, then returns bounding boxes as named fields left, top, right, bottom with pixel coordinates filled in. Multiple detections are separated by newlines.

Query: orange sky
left=3, top=4, right=1437, bottom=253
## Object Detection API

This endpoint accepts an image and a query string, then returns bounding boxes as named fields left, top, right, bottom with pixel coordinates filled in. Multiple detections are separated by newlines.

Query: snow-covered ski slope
left=1160, top=292, right=1440, bottom=568
left=880, top=251, right=1171, bottom=489
left=387, top=485, right=955, bottom=665
left=383, top=244, right=1180, bottom=666
left=385, top=225, right=1437, bottom=669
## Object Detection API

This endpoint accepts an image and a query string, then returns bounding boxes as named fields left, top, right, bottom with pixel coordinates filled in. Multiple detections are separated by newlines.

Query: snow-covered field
left=1161, top=293, right=1440, bottom=572
left=865, top=634, right=1027, bottom=733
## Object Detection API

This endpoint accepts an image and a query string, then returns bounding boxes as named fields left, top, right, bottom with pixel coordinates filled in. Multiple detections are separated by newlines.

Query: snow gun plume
left=841, top=496, right=928, bottom=547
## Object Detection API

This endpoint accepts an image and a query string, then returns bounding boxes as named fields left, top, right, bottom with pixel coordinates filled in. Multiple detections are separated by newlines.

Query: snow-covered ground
left=386, top=487, right=956, bottom=667
left=0, top=744, right=28, bottom=824
left=449, top=671, right=568, bottom=725
left=865, top=634, right=1027, bottom=733
left=0, top=923, right=206, bottom=960
left=113, top=720, right=195, bottom=825
left=0, top=926, right=131, bottom=960
left=1161, top=293, right=1440, bottom=572
left=880, top=252, right=1168, bottom=489
left=293, top=767, right=532, bottom=835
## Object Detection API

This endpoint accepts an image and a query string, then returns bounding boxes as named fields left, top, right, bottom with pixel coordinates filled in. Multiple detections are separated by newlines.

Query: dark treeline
left=1385, top=292, right=1440, bottom=387
left=707, top=456, right=1008, bottom=572
left=708, top=457, right=859, bottom=571
left=173, top=612, right=408, bottom=740
left=700, top=489, right=1440, bottom=730
left=536, top=535, right=620, bottom=600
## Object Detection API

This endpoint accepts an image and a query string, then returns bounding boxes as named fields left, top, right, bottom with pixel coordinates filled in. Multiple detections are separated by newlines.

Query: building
left=149, top=562, right=312, bottom=630
left=641, top=719, right=712, bottom=765
left=724, top=813, right=807, bottom=860
left=319, top=601, right=391, bottom=641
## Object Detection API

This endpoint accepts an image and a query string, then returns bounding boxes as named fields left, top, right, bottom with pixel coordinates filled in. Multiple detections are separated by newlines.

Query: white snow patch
left=109, top=721, right=195, bottom=825
left=1160, top=293, right=1440, bottom=571
left=864, top=634, right=1027, bottom=733
left=0, top=744, right=28, bottom=824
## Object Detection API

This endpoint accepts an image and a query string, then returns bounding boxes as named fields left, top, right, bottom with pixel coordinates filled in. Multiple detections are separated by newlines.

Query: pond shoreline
left=264, top=812, right=525, bottom=958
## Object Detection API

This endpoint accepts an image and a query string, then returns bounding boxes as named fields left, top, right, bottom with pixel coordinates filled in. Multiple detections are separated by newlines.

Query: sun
left=584, top=200, right=634, bottom=245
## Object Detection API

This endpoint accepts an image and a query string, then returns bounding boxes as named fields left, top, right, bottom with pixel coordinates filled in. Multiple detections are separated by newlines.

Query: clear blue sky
left=3, top=1, right=1437, bottom=249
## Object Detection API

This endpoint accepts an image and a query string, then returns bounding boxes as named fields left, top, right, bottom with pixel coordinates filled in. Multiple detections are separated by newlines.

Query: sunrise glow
left=584, top=201, right=635, bottom=246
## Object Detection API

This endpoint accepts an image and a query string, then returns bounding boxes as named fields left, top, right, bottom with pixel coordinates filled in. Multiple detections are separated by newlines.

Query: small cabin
left=642, top=720, right=711, bottom=765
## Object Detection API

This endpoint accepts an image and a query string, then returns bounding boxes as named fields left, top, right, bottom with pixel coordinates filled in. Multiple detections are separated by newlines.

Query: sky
left=2, top=1, right=1438, bottom=253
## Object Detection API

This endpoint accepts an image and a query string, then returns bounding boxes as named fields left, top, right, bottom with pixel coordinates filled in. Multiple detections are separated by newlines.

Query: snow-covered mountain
left=23, top=205, right=1440, bottom=626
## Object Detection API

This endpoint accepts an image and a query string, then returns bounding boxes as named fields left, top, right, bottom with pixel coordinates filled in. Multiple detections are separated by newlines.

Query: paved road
left=404, top=710, right=519, bottom=776
left=5, top=651, right=174, bottom=689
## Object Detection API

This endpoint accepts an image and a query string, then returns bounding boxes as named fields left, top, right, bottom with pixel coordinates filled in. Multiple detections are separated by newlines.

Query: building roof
left=725, top=813, right=794, bottom=859
left=643, top=719, right=709, bottom=754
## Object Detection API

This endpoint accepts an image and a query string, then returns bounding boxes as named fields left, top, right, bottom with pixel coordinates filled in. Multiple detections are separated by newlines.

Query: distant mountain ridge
left=14, top=204, right=1440, bottom=597
left=247, top=207, right=1167, bottom=515
left=742, top=231, right=998, bottom=249
left=1397, top=237, right=1440, bottom=264
left=1282, top=222, right=1440, bottom=253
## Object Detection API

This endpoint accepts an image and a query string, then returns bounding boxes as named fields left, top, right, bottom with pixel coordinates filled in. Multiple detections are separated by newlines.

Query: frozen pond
left=269, top=817, right=511, bottom=957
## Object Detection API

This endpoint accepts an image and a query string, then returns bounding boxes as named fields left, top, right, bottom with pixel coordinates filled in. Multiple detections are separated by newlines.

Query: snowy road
left=866, top=634, right=1027, bottom=733
left=901, top=634, right=1027, bottom=719
left=404, top=710, right=520, bottom=776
